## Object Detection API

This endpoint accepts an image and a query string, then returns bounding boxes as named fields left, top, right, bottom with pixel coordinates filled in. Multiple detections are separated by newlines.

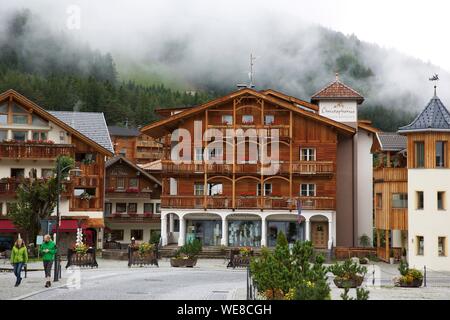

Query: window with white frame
left=116, top=177, right=125, bottom=190
left=300, top=184, right=316, bottom=197
left=194, top=183, right=204, bottom=196
left=208, top=183, right=223, bottom=196
left=144, top=203, right=153, bottom=214
left=257, top=183, right=272, bottom=196
left=194, top=147, right=203, bottom=161
left=300, top=148, right=316, bottom=161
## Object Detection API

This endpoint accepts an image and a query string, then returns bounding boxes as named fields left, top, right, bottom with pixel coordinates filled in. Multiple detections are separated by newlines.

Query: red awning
left=51, top=220, right=81, bottom=233
left=0, top=220, right=18, bottom=233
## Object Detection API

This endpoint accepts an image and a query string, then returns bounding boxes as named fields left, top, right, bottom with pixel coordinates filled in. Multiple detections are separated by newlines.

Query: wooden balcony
left=105, top=187, right=153, bottom=198
left=136, top=140, right=161, bottom=148
left=0, top=143, right=74, bottom=159
left=136, top=151, right=163, bottom=159
left=373, top=167, right=407, bottom=182
left=0, top=179, right=22, bottom=196
left=206, top=124, right=290, bottom=139
left=70, top=197, right=102, bottom=211
left=162, top=160, right=334, bottom=176
left=161, top=195, right=335, bottom=210
left=76, top=162, right=102, bottom=176
left=71, top=176, right=100, bottom=188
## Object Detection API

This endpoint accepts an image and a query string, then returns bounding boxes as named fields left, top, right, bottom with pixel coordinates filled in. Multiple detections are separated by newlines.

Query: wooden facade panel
left=160, top=95, right=339, bottom=211
left=407, top=132, right=450, bottom=169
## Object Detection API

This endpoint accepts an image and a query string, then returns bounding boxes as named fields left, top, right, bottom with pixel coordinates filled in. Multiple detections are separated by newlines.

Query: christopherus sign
left=319, top=102, right=357, bottom=122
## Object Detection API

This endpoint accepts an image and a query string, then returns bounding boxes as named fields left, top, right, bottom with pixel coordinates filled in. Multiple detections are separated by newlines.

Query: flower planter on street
left=170, top=257, right=197, bottom=267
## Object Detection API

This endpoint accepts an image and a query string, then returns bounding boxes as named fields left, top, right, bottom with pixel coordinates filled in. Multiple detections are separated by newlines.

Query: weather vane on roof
left=429, top=73, right=439, bottom=96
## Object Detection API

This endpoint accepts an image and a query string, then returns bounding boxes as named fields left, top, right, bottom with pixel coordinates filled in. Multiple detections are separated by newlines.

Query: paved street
left=2, top=259, right=450, bottom=300
left=1, top=258, right=247, bottom=300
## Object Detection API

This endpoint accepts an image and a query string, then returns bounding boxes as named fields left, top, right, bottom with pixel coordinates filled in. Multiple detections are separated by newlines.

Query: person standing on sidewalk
left=39, top=234, right=56, bottom=288
left=10, top=238, right=28, bottom=287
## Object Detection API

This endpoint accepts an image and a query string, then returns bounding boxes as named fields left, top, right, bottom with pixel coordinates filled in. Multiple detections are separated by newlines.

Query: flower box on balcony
left=128, top=212, right=138, bottom=217
left=25, top=140, right=55, bottom=145
left=126, top=187, right=140, bottom=193
left=144, top=212, right=154, bottom=218
left=112, top=213, right=123, bottom=218
left=106, top=187, right=115, bottom=193
left=241, top=193, right=256, bottom=197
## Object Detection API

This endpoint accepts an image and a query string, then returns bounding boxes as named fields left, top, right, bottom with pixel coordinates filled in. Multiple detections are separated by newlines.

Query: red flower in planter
left=144, top=212, right=154, bottom=218
left=106, top=187, right=115, bottom=193
left=128, top=212, right=137, bottom=217
left=126, top=187, right=139, bottom=193
left=112, top=212, right=122, bottom=218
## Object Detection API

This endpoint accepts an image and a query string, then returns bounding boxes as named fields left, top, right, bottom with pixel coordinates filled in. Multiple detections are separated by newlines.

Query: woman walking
left=10, top=238, right=28, bottom=287
left=39, top=234, right=56, bottom=288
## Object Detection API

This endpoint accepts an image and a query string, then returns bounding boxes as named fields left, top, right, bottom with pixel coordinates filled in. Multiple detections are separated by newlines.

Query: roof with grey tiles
left=398, top=95, right=450, bottom=133
left=376, top=132, right=407, bottom=151
left=108, top=125, right=140, bottom=137
left=49, top=111, right=114, bottom=153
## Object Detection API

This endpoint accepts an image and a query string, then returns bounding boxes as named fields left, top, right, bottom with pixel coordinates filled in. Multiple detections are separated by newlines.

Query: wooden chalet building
left=141, top=76, right=378, bottom=249
left=109, top=125, right=163, bottom=164
left=104, top=156, right=162, bottom=245
left=373, top=132, right=408, bottom=261
left=0, top=89, right=114, bottom=253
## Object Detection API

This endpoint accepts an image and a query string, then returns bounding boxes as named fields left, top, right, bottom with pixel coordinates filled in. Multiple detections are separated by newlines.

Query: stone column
left=261, top=217, right=267, bottom=247
left=178, top=216, right=186, bottom=246
left=169, top=213, right=174, bottom=233
left=221, top=216, right=228, bottom=246
left=328, top=220, right=333, bottom=249
left=305, top=219, right=311, bottom=241
left=161, top=214, right=168, bottom=246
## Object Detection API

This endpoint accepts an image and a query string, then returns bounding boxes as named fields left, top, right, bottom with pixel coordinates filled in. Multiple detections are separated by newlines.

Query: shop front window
left=186, top=220, right=222, bottom=246
left=267, top=221, right=305, bottom=247
left=228, top=220, right=261, bottom=247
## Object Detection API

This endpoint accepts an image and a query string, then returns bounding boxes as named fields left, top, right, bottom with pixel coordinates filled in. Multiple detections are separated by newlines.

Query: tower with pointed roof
left=398, top=87, right=450, bottom=270
left=312, top=75, right=375, bottom=247
left=311, top=73, right=364, bottom=128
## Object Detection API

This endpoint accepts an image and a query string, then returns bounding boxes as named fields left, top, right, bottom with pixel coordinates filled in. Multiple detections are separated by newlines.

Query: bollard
left=372, top=265, right=375, bottom=286
left=423, top=265, right=426, bottom=287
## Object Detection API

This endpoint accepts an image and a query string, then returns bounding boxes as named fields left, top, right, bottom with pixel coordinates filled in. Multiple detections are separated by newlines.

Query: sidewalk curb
left=11, top=282, right=68, bottom=300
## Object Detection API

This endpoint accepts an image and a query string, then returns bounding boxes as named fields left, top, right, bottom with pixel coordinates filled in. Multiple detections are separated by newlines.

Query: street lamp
left=54, top=161, right=82, bottom=282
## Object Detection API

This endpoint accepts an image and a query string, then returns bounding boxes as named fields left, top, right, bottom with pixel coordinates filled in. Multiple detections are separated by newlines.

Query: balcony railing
left=0, top=179, right=22, bottom=195
left=136, top=151, right=163, bottom=159
left=71, top=197, right=101, bottom=211
left=162, top=160, right=334, bottom=176
left=0, top=143, right=74, bottom=159
left=373, top=167, right=407, bottom=182
left=161, top=195, right=335, bottom=210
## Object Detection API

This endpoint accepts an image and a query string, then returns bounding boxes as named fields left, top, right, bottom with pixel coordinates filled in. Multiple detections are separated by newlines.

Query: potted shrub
left=128, top=242, right=158, bottom=267
left=170, top=239, right=202, bottom=267
left=394, top=260, right=423, bottom=287
left=328, top=259, right=367, bottom=288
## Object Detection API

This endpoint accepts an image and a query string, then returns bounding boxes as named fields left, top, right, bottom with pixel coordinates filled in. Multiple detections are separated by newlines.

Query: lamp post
left=53, top=160, right=81, bottom=282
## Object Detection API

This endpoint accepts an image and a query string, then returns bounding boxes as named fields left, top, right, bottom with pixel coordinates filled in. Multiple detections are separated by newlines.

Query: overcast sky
left=2, top=0, right=449, bottom=70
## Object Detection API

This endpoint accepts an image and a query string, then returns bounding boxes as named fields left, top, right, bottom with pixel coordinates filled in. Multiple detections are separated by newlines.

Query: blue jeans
left=13, top=262, right=24, bottom=282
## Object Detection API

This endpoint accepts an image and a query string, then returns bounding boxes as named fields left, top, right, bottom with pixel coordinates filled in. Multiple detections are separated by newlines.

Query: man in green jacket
left=11, top=238, right=28, bottom=287
left=39, top=234, right=56, bottom=288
